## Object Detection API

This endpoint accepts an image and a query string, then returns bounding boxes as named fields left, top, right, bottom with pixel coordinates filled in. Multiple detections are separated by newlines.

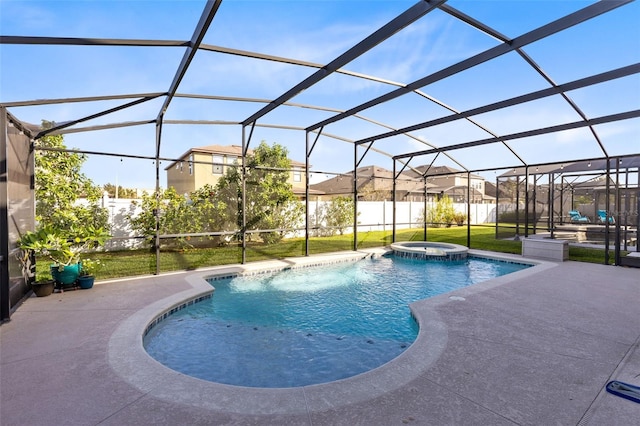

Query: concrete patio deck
left=1, top=251, right=639, bottom=425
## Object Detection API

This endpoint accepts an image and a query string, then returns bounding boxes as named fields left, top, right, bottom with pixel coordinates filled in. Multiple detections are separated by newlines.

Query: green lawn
left=38, top=225, right=617, bottom=280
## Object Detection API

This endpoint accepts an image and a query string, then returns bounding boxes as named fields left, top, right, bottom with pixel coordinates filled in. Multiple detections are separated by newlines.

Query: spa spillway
left=390, top=241, right=469, bottom=261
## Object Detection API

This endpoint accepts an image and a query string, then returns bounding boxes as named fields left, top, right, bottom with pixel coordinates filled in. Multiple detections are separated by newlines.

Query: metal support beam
left=623, top=166, right=629, bottom=252
left=0, top=108, right=10, bottom=321
left=615, top=158, right=621, bottom=265
left=154, top=120, right=163, bottom=275
left=392, top=160, right=397, bottom=243
left=466, top=171, right=471, bottom=248
left=419, top=153, right=441, bottom=179
left=559, top=176, right=565, bottom=225
left=310, top=0, right=629, bottom=132
left=439, top=3, right=614, bottom=163
left=636, top=168, right=640, bottom=249
left=355, top=141, right=374, bottom=169
left=367, top=63, right=639, bottom=151
left=305, top=132, right=310, bottom=257
left=533, top=175, right=539, bottom=235
left=515, top=176, right=520, bottom=237
left=247, top=0, right=446, bottom=128
left=241, top=126, right=247, bottom=264
left=243, top=122, right=256, bottom=157
left=423, top=177, right=427, bottom=241
left=395, top=159, right=411, bottom=179
left=307, top=127, right=324, bottom=157
left=495, top=175, right=499, bottom=240
left=155, top=0, right=222, bottom=157
left=394, top=110, right=640, bottom=160
left=549, top=172, right=554, bottom=239
left=353, top=143, right=358, bottom=251
left=35, top=94, right=163, bottom=139
left=524, top=167, right=530, bottom=238
left=605, top=159, right=611, bottom=264
left=0, top=35, right=188, bottom=47
left=1, top=92, right=167, bottom=108
left=305, top=126, right=327, bottom=257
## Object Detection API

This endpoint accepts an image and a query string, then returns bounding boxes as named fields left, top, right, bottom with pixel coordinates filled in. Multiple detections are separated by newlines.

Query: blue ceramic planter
left=77, top=275, right=95, bottom=289
left=50, top=263, right=81, bottom=285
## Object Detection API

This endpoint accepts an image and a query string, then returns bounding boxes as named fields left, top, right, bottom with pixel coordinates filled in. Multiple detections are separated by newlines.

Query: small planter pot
left=77, top=275, right=95, bottom=289
left=32, top=280, right=55, bottom=297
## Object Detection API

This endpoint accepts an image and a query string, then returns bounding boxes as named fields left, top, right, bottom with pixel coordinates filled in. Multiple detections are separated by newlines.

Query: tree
left=323, top=196, right=355, bottom=235
left=34, top=120, right=108, bottom=234
left=127, top=187, right=206, bottom=249
left=103, top=183, right=138, bottom=199
left=422, top=195, right=456, bottom=227
left=128, top=142, right=303, bottom=247
left=215, top=141, right=303, bottom=244
left=359, top=182, right=388, bottom=201
left=189, top=184, right=231, bottom=244
left=127, top=185, right=232, bottom=249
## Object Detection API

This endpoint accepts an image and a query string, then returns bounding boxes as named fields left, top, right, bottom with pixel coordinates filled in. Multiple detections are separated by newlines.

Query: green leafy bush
left=424, top=195, right=456, bottom=227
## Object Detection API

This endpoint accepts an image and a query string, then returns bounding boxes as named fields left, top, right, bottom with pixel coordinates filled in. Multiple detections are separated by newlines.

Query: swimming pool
left=144, top=254, right=530, bottom=388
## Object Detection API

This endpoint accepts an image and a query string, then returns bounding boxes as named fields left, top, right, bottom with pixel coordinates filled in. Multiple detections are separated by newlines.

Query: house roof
left=408, top=165, right=484, bottom=180
left=429, top=185, right=490, bottom=200
left=165, top=144, right=306, bottom=170
left=292, top=187, right=324, bottom=196
left=571, top=175, right=617, bottom=190
left=193, top=144, right=244, bottom=156
left=310, top=165, right=437, bottom=195
left=498, top=156, right=640, bottom=178
left=484, top=182, right=501, bottom=199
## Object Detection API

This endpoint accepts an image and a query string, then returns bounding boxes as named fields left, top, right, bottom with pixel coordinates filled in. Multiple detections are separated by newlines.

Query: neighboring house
left=310, top=165, right=438, bottom=201
left=484, top=181, right=510, bottom=201
left=407, top=165, right=492, bottom=203
left=165, top=144, right=310, bottom=198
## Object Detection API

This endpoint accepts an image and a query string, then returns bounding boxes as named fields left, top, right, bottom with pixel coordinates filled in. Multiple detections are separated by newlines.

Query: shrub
left=424, top=195, right=456, bottom=227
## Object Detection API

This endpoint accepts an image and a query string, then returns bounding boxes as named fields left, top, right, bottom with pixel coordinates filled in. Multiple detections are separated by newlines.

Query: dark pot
left=32, top=280, right=55, bottom=297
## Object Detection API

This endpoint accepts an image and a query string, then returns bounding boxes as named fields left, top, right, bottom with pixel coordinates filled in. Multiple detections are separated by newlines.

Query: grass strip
left=36, top=225, right=619, bottom=280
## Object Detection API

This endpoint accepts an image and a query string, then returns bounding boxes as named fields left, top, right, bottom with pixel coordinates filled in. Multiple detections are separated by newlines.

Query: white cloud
left=554, top=127, right=592, bottom=144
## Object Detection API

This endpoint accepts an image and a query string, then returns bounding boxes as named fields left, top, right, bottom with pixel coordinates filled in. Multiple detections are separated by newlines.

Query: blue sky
left=1, top=0, right=639, bottom=190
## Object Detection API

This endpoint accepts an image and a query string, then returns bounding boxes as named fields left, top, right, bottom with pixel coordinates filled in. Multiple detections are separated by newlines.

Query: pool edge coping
left=107, top=249, right=555, bottom=415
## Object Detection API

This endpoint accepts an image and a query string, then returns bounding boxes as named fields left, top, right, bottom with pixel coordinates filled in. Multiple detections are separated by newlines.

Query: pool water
left=144, top=255, right=529, bottom=388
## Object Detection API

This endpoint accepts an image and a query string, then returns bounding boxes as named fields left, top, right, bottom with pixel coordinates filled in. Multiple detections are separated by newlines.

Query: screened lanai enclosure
left=1, top=0, right=639, bottom=319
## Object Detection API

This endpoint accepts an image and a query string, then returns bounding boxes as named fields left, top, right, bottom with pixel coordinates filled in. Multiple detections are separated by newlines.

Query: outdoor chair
left=597, top=210, right=615, bottom=224
left=569, top=210, right=590, bottom=223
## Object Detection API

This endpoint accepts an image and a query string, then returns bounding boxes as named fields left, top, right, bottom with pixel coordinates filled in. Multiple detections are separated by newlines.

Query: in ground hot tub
left=390, top=241, right=469, bottom=261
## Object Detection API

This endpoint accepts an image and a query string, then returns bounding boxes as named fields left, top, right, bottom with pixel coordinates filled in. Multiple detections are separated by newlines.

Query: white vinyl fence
left=314, top=200, right=512, bottom=233
left=98, top=197, right=516, bottom=250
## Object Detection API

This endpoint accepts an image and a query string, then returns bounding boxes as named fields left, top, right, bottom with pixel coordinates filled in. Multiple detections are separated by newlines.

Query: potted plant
left=31, top=269, right=55, bottom=297
left=18, top=226, right=80, bottom=288
left=17, top=225, right=110, bottom=289
left=15, top=232, right=54, bottom=297
left=77, top=258, right=103, bottom=289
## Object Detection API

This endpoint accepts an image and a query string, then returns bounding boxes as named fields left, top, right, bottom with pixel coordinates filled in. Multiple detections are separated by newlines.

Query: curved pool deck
left=2, top=249, right=639, bottom=425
